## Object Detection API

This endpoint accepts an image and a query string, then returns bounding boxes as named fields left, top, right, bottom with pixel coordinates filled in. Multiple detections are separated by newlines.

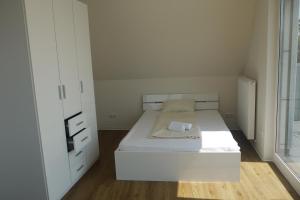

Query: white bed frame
left=115, top=93, right=241, bottom=182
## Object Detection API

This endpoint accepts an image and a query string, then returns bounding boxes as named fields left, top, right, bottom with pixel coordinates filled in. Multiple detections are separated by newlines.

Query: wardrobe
left=0, top=0, right=99, bottom=199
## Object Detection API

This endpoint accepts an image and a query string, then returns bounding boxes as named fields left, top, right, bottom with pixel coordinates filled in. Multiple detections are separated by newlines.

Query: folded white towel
left=168, top=121, right=193, bottom=132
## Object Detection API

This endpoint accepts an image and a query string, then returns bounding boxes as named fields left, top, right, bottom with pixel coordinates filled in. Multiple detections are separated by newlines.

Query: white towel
left=151, top=112, right=201, bottom=139
left=168, top=121, right=192, bottom=132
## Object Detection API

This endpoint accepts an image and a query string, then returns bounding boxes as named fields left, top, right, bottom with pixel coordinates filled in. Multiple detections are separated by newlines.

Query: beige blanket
left=151, top=112, right=201, bottom=139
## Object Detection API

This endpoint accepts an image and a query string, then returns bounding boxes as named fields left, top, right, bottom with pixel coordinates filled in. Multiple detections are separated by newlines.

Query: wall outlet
left=109, top=113, right=117, bottom=119
left=223, top=113, right=234, bottom=119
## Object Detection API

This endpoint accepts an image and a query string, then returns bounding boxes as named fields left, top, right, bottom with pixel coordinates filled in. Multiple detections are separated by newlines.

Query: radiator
left=237, top=76, right=256, bottom=140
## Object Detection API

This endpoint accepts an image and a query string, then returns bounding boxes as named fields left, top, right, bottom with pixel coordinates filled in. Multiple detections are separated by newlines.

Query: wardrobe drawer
left=70, top=158, right=86, bottom=183
left=67, top=113, right=86, bottom=137
left=73, top=128, right=91, bottom=153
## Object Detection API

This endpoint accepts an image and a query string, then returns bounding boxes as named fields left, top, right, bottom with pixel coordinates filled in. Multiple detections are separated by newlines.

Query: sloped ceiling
left=88, top=0, right=257, bottom=80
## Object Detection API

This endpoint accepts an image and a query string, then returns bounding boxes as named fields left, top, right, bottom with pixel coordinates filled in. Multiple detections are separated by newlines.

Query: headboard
left=143, top=93, right=219, bottom=111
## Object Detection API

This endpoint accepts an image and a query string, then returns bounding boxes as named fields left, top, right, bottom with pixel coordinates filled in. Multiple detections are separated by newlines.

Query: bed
left=114, top=94, right=241, bottom=182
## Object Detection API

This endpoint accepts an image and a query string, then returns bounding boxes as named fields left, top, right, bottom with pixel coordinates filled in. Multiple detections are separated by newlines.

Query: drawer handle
left=76, top=164, right=84, bottom=172
left=75, top=151, right=82, bottom=157
left=81, top=136, right=88, bottom=142
left=76, top=121, right=84, bottom=126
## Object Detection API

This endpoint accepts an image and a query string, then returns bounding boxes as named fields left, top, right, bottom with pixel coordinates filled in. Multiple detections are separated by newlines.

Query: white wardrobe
left=0, top=0, right=99, bottom=199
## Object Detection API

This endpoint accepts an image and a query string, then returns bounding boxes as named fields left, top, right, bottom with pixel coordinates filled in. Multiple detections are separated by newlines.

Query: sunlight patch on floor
left=176, top=162, right=294, bottom=200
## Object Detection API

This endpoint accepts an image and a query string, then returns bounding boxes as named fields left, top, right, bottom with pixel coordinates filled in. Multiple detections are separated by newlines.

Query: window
left=277, top=0, right=300, bottom=177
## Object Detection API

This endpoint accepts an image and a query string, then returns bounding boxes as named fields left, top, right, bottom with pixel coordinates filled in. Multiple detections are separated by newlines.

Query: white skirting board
left=115, top=149, right=241, bottom=182
left=237, top=76, right=256, bottom=140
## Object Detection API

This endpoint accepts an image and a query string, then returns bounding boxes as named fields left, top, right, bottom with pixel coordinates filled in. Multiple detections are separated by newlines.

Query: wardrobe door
left=24, top=0, right=71, bottom=199
left=52, top=0, right=82, bottom=118
left=73, top=0, right=99, bottom=166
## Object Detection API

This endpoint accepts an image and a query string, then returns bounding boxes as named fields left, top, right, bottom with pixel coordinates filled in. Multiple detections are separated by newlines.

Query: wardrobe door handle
left=80, top=81, right=84, bottom=93
left=58, top=85, right=62, bottom=100
left=62, top=85, right=66, bottom=99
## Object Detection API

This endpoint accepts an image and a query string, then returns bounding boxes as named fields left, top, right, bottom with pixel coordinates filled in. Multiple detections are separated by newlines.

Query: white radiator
left=237, top=76, right=256, bottom=140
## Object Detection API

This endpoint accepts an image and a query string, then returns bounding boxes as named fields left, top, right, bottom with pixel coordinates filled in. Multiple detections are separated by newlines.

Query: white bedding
left=118, top=110, right=240, bottom=152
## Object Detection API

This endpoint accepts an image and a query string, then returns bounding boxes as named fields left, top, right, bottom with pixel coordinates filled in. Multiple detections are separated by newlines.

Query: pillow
left=162, top=99, right=195, bottom=112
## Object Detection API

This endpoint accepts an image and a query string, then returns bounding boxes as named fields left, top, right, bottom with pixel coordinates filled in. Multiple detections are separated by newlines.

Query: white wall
left=0, top=1, right=48, bottom=199
left=95, top=76, right=238, bottom=130
left=89, top=0, right=257, bottom=80
left=243, top=0, right=279, bottom=160
left=87, top=0, right=258, bottom=130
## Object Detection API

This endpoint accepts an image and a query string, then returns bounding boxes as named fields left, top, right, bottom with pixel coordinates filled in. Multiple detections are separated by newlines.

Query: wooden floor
left=64, top=131, right=300, bottom=200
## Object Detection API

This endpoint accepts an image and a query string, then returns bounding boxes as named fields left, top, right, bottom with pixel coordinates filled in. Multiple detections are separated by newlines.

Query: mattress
left=118, top=110, right=240, bottom=152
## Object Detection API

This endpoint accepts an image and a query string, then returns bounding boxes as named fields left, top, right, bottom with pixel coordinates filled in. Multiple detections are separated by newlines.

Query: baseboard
left=99, top=130, right=129, bottom=134
left=249, top=140, right=273, bottom=161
